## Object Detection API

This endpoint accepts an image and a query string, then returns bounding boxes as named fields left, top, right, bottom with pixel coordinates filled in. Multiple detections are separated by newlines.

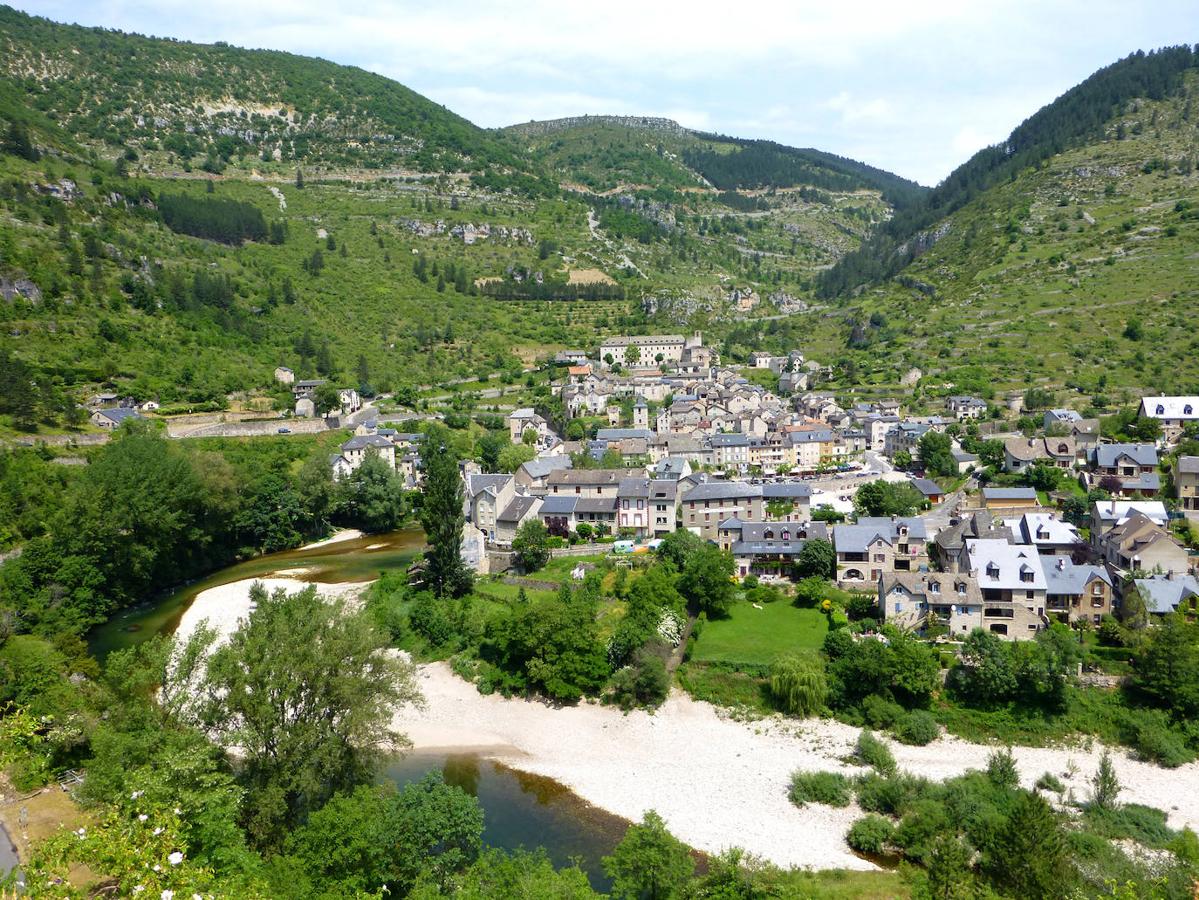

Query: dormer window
left=763, top=529, right=774, bottom=540
left=956, top=582, right=967, bottom=595
left=928, top=581, right=941, bottom=594
left=781, top=530, right=791, bottom=541
left=1157, top=404, right=1166, bottom=415
left=986, top=563, right=1000, bottom=580
left=1186, top=405, right=1194, bottom=416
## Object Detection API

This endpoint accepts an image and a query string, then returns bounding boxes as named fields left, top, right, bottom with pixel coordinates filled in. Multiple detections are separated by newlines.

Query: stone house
left=1043, top=556, right=1113, bottom=626
left=1096, top=512, right=1191, bottom=576
left=964, top=539, right=1050, bottom=638
left=466, top=473, right=516, bottom=543
left=1138, top=395, right=1199, bottom=442
left=718, top=520, right=829, bottom=579
left=1175, top=456, right=1199, bottom=512
left=617, top=478, right=678, bottom=537
left=1091, top=443, right=1160, bottom=497
left=833, top=517, right=928, bottom=584
left=682, top=481, right=764, bottom=540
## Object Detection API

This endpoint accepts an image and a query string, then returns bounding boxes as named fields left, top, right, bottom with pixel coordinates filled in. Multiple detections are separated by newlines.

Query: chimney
left=1057, top=558, right=1066, bottom=571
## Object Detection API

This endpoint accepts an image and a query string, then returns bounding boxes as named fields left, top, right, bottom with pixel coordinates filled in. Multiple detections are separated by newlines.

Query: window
left=1092, top=583, right=1104, bottom=596
left=781, top=530, right=791, bottom=541
left=1186, top=405, right=1194, bottom=416
left=1027, top=590, right=1035, bottom=599
left=956, top=582, right=967, bottom=595
left=764, top=529, right=774, bottom=540
left=894, top=602, right=902, bottom=614
left=986, top=563, right=1000, bottom=580
left=929, top=581, right=940, bottom=594
left=1157, top=404, right=1166, bottom=415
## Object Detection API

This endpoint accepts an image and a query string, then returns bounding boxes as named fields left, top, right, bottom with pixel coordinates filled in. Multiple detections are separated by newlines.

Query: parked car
left=277, top=427, right=291, bottom=434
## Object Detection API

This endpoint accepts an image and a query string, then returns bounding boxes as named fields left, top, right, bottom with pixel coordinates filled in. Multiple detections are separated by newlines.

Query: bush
left=608, top=647, right=670, bottom=711
left=856, top=729, right=897, bottom=775
left=855, top=772, right=931, bottom=817
left=1035, top=772, right=1066, bottom=794
left=846, top=814, right=894, bottom=855
left=409, top=592, right=455, bottom=646
left=1132, top=723, right=1192, bottom=768
left=862, top=695, right=904, bottom=729
left=788, top=771, right=852, bottom=808
left=893, top=710, right=939, bottom=746
left=986, top=747, right=1019, bottom=790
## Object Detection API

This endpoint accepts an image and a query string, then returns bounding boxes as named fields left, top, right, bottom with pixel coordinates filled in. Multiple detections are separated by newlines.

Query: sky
left=13, top=1, right=1198, bottom=185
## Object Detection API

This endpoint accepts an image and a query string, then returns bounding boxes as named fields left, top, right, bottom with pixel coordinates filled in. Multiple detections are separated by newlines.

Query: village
left=383, top=330, right=1199, bottom=643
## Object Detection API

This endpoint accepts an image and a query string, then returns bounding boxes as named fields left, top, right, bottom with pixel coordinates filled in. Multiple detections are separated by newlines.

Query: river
left=87, top=528, right=425, bottom=661
left=83, top=528, right=629, bottom=889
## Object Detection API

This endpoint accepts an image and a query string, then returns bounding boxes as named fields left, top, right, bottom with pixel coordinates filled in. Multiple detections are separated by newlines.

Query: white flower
left=132, top=887, right=145, bottom=895
left=138, top=814, right=149, bottom=822
left=153, top=864, right=161, bottom=872
left=75, top=827, right=86, bottom=838
left=173, top=808, right=182, bottom=815
left=168, top=851, right=184, bottom=866
left=153, top=827, right=163, bottom=836
left=131, top=790, right=143, bottom=800
left=161, top=891, right=174, bottom=900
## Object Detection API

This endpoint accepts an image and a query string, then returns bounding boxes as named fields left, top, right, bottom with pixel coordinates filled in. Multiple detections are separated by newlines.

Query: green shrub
left=893, top=799, right=952, bottom=862
left=1132, top=723, right=1192, bottom=768
left=1084, top=803, right=1175, bottom=848
left=856, top=729, right=897, bottom=775
left=855, top=772, right=931, bottom=817
left=862, top=695, right=904, bottom=730
left=893, top=711, right=939, bottom=746
left=985, top=747, right=1019, bottom=790
left=846, top=814, right=894, bottom=855
left=788, top=770, right=852, bottom=808
left=1035, top=772, right=1066, bottom=794
left=409, top=591, right=455, bottom=646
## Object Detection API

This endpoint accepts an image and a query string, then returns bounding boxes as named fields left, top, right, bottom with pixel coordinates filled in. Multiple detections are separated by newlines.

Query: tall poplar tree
left=419, top=426, right=473, bottom=597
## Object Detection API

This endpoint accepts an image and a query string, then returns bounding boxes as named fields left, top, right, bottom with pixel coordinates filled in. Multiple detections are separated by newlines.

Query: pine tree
left=295, top=168, right=304, bottom=189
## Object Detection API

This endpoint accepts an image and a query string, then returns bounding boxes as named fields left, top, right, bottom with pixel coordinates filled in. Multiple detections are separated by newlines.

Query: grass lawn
left=691, top=601, right=830, bottom=667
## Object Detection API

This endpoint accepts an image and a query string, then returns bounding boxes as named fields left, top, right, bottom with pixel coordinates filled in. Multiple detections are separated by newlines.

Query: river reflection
left=382, top=752, right=630, bottom=892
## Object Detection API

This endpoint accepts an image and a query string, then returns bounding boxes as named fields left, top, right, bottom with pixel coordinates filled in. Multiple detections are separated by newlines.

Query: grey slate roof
left=519, top=456, right=573, bottom=480
left=596, top=428, right=654, bottom=442
left=1120, top=472, right=1162, bottom=492
left=1094, top=443, right=1158, bottom=469
left=1135, top=574, right=1199, bottom=614
left=1043, top=556, right=1112, bottom=596
left=710, top=433, right=750, bottom=447
left=1178, top=456, right=1199, bottom=474
left=539, top=495, right=579, bottom=515
left=466, top=473, right=511, bottom=498
left=684, top=481, right=760, bottom=502
left=982, top=487, right=1037, bottom=500
left=856, top=516, right=928, bottom=539
left=761, top=483, right=812, bottom=499
left=95, top=407, right=142, bottom=424
left=910, top=477, right=943, bottom=497
left=497, top=495, right=539, bottom=523
left=342, top=434, right=393, bottom=451
left=574, top=497, right=618, bottom=514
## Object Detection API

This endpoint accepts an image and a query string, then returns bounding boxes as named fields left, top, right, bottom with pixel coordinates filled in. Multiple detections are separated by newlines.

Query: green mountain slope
left=503, top=114, right=924, bottom=206
left=818, top=45, right=1199, bottom=299
left=0, top=4, right=524, bottom=175
left=792, top=72, right=1199, bottom=400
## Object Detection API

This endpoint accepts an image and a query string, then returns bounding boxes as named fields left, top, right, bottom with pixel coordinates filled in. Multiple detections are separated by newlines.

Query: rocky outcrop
left=0, top=276, right=41, bottom=304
